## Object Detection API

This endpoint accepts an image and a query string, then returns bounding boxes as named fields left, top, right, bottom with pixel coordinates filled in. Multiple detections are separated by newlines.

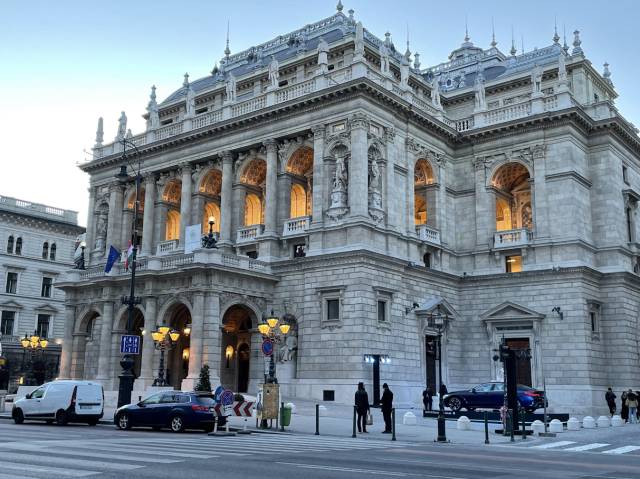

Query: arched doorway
left=165, top=303, right=191, bottom=389
left=220, top=305, right=254, bottom=393
left=491, top=162, right=532, bottom=231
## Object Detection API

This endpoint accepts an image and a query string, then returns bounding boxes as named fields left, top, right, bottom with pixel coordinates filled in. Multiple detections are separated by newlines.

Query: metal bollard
left=352, top=406, right=357, bottom=438
left=484, top=411, right=489, bottom=444
left=510, top=409, right=515, bottom=442
left=280, top=402, right=285, bottom=432
left=315, top=404, right=320, bottom=435
left=391, top=408, right=396, bottom=441
left=521, top=412, right=526, bottom=441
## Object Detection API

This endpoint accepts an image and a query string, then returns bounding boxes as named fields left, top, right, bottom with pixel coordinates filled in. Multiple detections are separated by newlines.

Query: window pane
left=377, top=301, right=386, bottom=322
left=6, top=273, right=17, bottom=294
left=1, top=311, right=15, bottom=335
left=15, top=238, right=22, bottom=255
left=7, top=236, right=13, bottom=254
left=506, top=255, right=522, bottom=273
left=42, top=242, right=49, bottom=259
left=50, top=244, right=56, bottom=260
left=326, top=299, right=339, bottom=320
left=41, top=277, right=52, bottom=298
left=37, top=314, right=50, bottom=338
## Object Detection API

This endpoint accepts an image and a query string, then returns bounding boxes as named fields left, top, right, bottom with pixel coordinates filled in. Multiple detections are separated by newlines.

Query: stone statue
left=474, top=72, right=486, bottom=110
left=279, top=334, right=298, bottom=362
left=369, top=159, right=381, bottom=190
left=116, top=111, right=127, bottom=140
left=94, top=211, right=108, bottom=251
left=379, top=42, right=390, bottom=75
left=184, top=74, right=196, bottom=118
left=558, top=52, right=567, bottom=85
left=431, top=76, right=442, bottom=109
left=146, top=86, right=160, bottom=130
left=225, top=73, right=236, bottom=102
left=531, top=63, right=543, bottom=94
left=400, top=56, right=410, bottom=89
left=333, top=155, right=348, bottom=191
left=268, top=56, right=280, bottom=89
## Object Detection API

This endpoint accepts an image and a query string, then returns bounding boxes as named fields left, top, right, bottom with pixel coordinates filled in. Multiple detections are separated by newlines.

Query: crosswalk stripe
left=531, top=441, right=576, bottom=449
left=0, top=460, right=98, bottom=477
left=602, top=445, right=640, bottom=455
left=0, top=443, right=182, bottom=463
left=0, top=451, right=142, bottom=471
left=0, top=473, right=34, bottom=479
left=73, top=443, right=220, bottom=459
left=562, top=443, right=610, bottom=452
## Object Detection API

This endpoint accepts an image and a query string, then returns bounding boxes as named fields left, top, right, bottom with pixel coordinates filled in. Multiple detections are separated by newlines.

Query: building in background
left=0, top=196, right=85, bottom=392
left=57, top=3, right=640, bottom=415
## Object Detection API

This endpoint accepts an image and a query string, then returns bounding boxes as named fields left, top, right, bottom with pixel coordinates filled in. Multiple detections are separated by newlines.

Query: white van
left=12, top=380, right=104, bottom=426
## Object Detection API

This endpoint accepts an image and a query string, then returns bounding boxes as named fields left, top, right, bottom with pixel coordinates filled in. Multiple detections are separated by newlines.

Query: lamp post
left=20, top=331, right=48, bottom=385
left=201, top=216, right=217, bottom=249
left=115, top=138, right=143, bottom=408
left=74, top=241, right=86, bottom=270
left=151, top=324, right=181, bottom=387
left=427, top=305, right=448, bottom=443
left=257, top=311, right=290, bottom=384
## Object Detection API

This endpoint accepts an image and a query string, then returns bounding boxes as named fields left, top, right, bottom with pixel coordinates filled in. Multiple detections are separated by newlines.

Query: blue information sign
left=261, top=339, right=273, bottom=357
left=120, top=335, right=141, bottom=355
left=221, top=389, right=234, bottom=406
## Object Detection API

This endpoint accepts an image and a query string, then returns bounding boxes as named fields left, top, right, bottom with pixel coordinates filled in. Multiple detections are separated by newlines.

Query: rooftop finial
left=572, top=29, right=583, bottom=55
left=521, top=35, right=524, bottom=55
left=183, top=72, right=190, bottom=87
left=336, top=0, right=343, bottom=12
left=405, top=23, right=411, bottom=58
left=603, top=62, right=613, bottom=86
left=553, top=17, right=560, bottom=44
left=150, top=85, right=157, bottom=102
left=510, top=26, right=517, bottom=56
left=490, top=17, right=497, bottom=48
left=94, top=117, right=104, bottom=148
left=413, top=51, right=421, bottom=70
left=464, top=16, right=470, bottom=43
left=224, top=20, right=231, bottom=57
left=562, top=24, right=569, bottom=54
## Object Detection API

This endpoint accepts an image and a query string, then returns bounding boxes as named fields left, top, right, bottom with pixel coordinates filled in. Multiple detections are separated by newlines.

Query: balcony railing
left=156, top=239, right=180, bottom=255
left=416, top=225, right=441, bottom=245
left=283, top=216, right=310, bottom=237
left=494, top=228, right=532, bottom=248
left=236, top=225, right=264, bottom=244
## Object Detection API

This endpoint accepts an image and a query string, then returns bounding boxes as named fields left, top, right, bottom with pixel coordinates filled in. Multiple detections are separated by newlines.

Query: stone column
left=135, top=297, right=156, bottom=390
left=436, top=156, right=448, bottom=244
left=219, top=151, right=234, bottom=248
left=84, top=187, right=96, bottom=265
left=532, top=146, right=549, bottom=239
left=179, top=164, right=192, bottom=246
left=384, top=128, right=398, bottom=231
left=474, top=157, right=493, bottom=249
left=202, top=292, right=221, bottom=385
left=58, top=305, right=76, bottom=379
left=96, top=301, right=114, bottom=380
left=105, top=184, right=124, bottom=251
left=311, top=125, right=325, bottom=225
left=183, top=292, right=204, bottom=389
left=121, top=208, right=132, bottom=248
left=263, top=139, right=278, bottom=235
left=349, top=114, right=369, bottom=218
left=405, top=148, right=416, bottom=234
left=141, top=175, right=156, bottom=256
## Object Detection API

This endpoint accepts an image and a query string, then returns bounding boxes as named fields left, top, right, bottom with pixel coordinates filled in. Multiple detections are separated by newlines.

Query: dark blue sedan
left=114, top=391, right=223, bottom=432
left=443, top=381, right=547, bottom=413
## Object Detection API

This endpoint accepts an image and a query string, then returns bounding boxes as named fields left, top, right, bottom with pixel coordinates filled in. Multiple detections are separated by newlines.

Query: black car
left=443, top=381, right=547, bottom=413
left=114, top=391, right=225, bottom=432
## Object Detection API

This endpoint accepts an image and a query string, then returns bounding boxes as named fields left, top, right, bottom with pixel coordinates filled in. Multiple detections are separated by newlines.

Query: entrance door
left=237, top=343, right=250, bottom=393
left=425, top=336, right=437, bottom=393
left=505, top=338, right=532, bottom=386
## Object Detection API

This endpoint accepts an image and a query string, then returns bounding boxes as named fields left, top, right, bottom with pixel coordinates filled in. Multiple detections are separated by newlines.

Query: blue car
left=114, top=391, right=223, bottom=433
left=443, top=381, right=547, bottom=413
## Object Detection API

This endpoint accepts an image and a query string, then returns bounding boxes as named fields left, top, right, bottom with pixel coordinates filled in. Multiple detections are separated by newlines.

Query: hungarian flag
left=124, top=242, right=134, bottom=271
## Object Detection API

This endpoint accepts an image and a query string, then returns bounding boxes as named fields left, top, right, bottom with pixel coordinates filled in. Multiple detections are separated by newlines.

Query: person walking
left=626, top=390, right=638, bottom=424
left=423, top=386, right=433, bottom=412
left=354, top=382, right=370, bottom=433
left=381, top=383, right=394, bottom=433
left=605, top=387, right=617, bottom=416
left=621, top=390, right=629, bottom=423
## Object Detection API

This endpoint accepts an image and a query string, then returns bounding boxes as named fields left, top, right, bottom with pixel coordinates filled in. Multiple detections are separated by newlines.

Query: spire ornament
left=94, top=117, right=104, bottom=148
left=490, top=18, right=497, bottom=48
left=224, top=20, right=231, bottom=58
left=562, top=25, right=569, bottom=54
left=510, top=27, right=517, bottom=56
left=603, top=62, right=613, bottom=86
left=146, top=85, right=159, bottom=130
left=413, top=51, right=421, bottom=70
left=336, top=0, right=343, bottom=12
left=553, top=19, right=560, bottom=44
left=572, top=30, right=583, bottom=55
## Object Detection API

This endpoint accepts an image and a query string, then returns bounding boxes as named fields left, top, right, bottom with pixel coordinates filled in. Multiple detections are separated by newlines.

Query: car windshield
left=196, top=395, right=216, bottom=406
left=141, top=393, right=162, bottom=405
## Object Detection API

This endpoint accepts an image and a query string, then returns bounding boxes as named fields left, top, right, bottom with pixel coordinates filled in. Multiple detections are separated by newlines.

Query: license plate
left=80, top=405, right=92, bottom=409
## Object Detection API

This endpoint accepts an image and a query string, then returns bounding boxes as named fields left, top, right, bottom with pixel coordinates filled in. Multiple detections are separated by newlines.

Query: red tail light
left=191, top=404, right=209, bottom=412
left=523, top=390, right=540, bottom=397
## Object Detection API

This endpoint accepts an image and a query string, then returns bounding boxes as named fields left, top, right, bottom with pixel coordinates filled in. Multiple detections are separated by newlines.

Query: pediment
left=415, top=296, right=458, bottom=319
left=34, top=303, right=59, bottom=314
left=480, top=301, right=545, bottom=322
left=0, top=300, right=23, bottom=310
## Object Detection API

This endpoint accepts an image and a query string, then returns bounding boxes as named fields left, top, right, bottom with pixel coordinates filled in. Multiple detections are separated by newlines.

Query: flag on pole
left=104, top=246, right=120, bottom=273
left=124, top=241, right=134, bottom=271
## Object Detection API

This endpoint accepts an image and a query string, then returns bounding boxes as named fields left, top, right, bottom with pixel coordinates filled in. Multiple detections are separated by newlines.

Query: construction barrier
left=212, top=401, right=254, bottom=417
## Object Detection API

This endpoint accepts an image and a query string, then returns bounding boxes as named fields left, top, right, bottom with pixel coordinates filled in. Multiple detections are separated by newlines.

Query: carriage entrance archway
left=220, top=305, right=254, bottom=393
left=164, top=303, right=191, bottom=389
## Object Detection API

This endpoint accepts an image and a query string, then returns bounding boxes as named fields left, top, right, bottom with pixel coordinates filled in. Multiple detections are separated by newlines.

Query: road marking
left=0, top=451, right=142, bottom=471
left=0, top=460, right=98, bottom=477
left=601, top=445, right=640, bottom=455
left=562, top=443, right=610, bottom=452
left=0, top=443, right=182, bottom=463
left=68, top=443, right=220, bottom=459
left=276, top=461, right=425, bottom=477
left=531, top=441, right=576, bottom=449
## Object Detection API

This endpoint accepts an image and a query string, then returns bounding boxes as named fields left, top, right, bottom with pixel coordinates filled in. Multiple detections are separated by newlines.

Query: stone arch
left=488, top=160, right=532, bottom=189
left=325, top=136, right=350, bottom=156
left=414, top=158, right=435, bottom=186
left=220, top=303, right=261, bottom=393
left=162, top=179, right=182, bottom=204
left=202, top=202, right=221, bottom=234
left=157, top=296, right=194, bottom=326
left=114, top=304, right=147, bottom=331
left=75, top=305, right=102, bottom=334
left=286, top=146, right=314, bottom=176
left=238, top=157, right=267, bottom=185
left=125, top=186, right=146, bottom=210
left=368, top=139, right=385, bottom=162
left=490, top=162, right=532, bottom=232
left=219, top=299, right=263, bottom=327
left=199, top=168, right=222, bottom=196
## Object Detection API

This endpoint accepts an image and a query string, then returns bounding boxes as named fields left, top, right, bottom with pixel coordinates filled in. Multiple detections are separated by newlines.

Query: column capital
left=179, top=162, right=192, bottom=176
left=109, top=182, right=125, bottom=193
left=311, top=124, right=325, bottom=138
left=263, top=138, right=279, bottom=153
left=349, top=112, right=370, bottom=130
left=383, top=126, right=396, bottom=143
left=143, top=172, right=157, bottom=184
left=221, top=150, right=234, bottom=163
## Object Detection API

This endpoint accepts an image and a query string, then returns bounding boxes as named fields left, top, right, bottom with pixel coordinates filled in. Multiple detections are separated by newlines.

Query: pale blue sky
left=1, top=0, right=638, bottom=226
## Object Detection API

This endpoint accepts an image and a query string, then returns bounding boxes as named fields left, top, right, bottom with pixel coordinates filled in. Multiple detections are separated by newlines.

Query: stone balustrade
left=416, top=224, right=441, bottom=245
left=0, top=195, right=78, bottom=224
left=156, top=239, right=180, bottom=256
left=282, top=216, right=311, bottom=237
left=236, top=224, right=264, bottom=244
left=484, top=101, right=532, bottom=125
left=494, top=228, right=532, bottom=248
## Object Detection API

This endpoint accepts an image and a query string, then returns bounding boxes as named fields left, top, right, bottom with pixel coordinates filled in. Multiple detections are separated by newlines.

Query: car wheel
left=12, top=409, right=24, bottom=424
left=170, top=415, right=184, bottom=433
left=448, top=396, right=463, bottom=412
left=116, top=413, right=131, bottom=430
left=55, top=410, right=68, bottom=426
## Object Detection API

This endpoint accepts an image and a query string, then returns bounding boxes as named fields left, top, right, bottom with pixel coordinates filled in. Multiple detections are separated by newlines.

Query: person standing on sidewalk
left=354, top=382, right=370, bottom=433
left=605, top=387, right=617, bottom=416
left=381, top=383, right=393, bottom=433
left=423, top=386, right=433, bottom=412
left=625, top=390, right=638, bottom=424
left=621, top=390, right=629, bottom=423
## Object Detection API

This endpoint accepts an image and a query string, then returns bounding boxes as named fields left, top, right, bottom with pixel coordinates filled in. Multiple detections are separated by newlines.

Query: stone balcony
left=282, top=216, right=311, bottom=237
left=416, top=225, right=441, bottom=246
left=494, top=228, right=532, bottom=249
left=156, top=239, right=180, bottom=256
left=236, top=225, right=264, bottom=244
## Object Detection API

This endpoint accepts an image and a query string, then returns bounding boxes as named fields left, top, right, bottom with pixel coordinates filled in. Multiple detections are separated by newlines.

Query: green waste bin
left=281, top=404, right=292, bottom=427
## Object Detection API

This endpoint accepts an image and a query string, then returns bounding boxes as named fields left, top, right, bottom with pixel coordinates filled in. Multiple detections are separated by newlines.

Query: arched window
left=15, top=237, right=22, bottom=255
left=415, top=195, right=427, bottom=225
left=42, top=242, right=49, bottom=259
left=496, top=198, right=512, bottom=231
left=492, top=162, right=531, bottom=232
left=50, top=243, right=57, bottom=261
left=244, top=194, right=262, bottom=226
left=290, top=184, right=307, bottom=218
left=202, top=203, right=221, bottom=234
left=6, top=236, right=14, bottom=254
left=166, top=210, right=181, bottom=241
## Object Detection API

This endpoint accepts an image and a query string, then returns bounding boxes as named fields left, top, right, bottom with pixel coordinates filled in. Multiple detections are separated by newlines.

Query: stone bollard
left=456, top=416, right=471, bottom=431
left=567, top=417, right=580, bottom=431
left=531, top=420, right=545, bottom=434
left=549, top=419, right=563, bottom=433
left=402, top=411, right=417, bottom=426
left=611, top=415, right=624, bottom=427
left=318, top=405, right=328, bottom=416
left=597, top=416, right=610, bottom=428
left=582, top=416, right=596, bottom=429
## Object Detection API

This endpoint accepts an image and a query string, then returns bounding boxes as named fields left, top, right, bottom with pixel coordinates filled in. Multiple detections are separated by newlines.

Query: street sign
left=214, top=385, right=224, bottom=402
left=120, top=335, right=140, bottom=354
left=261, top=338, right=273, bottom=356
left=221, top=389, right=234, bottom=406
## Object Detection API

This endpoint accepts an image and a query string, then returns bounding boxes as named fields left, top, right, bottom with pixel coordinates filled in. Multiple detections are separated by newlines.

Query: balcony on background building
left=416, top=225, right=441, bottom=246
left=282, top=216, right=311, bottom=237
left=156, top=239, right=180, bottom=256
left=236, top=225, right=264, bottom=245
left=494, top=228, right=532, bottom=249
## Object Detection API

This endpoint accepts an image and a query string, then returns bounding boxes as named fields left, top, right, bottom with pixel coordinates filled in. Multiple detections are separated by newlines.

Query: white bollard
left=611, top=415, right=624, bottom=427
left=456, top=416, right=470, bottom=431
left=318, top=405, right=328, bottom=416
left=402, top=411, right=417, bottom=426
left=549, top=419, right=563, bottom=433
left=567, top=417, right=580, bottom=431
left=597, top=415, right=610, bottom=428
left=582, top=416, right=595, bottom=429
left=286, top=402, right=296, bottom=414
left=531, top=420, right=544, bottom=434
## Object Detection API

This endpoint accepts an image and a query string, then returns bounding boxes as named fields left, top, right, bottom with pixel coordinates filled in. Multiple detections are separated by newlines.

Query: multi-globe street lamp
left=257, top=311, right=290, bottom=384
left=19, top=331, right=48, bottom=385
left=151, top=324, right=181, bottom=387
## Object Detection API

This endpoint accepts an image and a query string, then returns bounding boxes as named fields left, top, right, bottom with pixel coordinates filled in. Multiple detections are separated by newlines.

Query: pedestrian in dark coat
left=380, top=383, right=393, bottom=433
left=621, top=391, right=629, bottom=422
left=354, top=382, right=370, bottom=433
left=605, top=387, right=616, bottom=416
left=423, top=386, right=433, bottom=412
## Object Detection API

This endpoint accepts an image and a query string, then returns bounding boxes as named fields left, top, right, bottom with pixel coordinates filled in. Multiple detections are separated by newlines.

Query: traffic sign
left=261, top=338, right=273, bottom=356
left=221, top=389, right=234, bottom=406
left=214, top=385, right=224, bottom=401
left=120, top=335, right=141, bottom=354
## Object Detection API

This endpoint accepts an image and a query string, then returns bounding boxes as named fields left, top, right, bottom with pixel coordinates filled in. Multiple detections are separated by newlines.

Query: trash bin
left=281, top=404, right=292, bottom=427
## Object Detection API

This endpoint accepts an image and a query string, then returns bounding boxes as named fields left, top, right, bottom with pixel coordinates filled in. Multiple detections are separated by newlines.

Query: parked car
left=114, top=391, right=224, bottom=433
left=443, top=381, right=547, bottom=413
left=12, top=380, right=104, bottom=425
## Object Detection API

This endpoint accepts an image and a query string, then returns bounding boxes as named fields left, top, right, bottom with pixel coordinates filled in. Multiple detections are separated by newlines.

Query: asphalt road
left=0, top=421, right=638, bottom=478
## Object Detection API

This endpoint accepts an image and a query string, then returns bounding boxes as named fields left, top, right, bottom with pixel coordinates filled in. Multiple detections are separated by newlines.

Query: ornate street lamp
left=19, top=331, right=48, bottom=386
left=74, top=241, right=86, bottom=270
left=257, top=310, right=290, bottom=384
left=201, top=216, right=217, bottom=249
left=151, top=323, right=181, bottom=386
left=427, top=304, right=449, bottom=443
